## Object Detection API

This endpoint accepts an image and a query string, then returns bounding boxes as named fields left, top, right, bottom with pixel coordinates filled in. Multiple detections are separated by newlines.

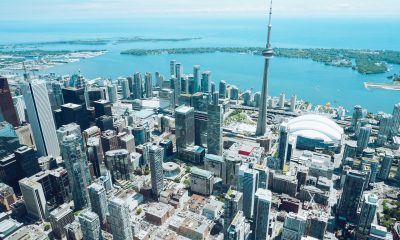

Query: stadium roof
left=286, top=114, right=343, bottom=143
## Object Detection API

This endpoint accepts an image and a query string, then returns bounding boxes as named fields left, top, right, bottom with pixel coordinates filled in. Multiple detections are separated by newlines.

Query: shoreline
left=364, top=82, right=400, bottom=91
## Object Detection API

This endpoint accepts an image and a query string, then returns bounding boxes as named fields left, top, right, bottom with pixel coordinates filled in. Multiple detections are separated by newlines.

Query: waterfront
left=1, top=17, right=400, bottom=113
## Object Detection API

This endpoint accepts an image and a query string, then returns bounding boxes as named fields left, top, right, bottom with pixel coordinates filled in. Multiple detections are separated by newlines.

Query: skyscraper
left=149, top=145, right=164, bottom=197
left=22, top=79, right=60, bottom=157
left=175, top=63, right=183, bottom=101
left=19, top=177, right=48, bottom=221
left=357, top=124, right=372, bottom=153
left=378, top=151, right=393, bottom=180
left=170, top=60, right=177, bottom=77
left=60, top=103, right=90, bottom=131
left=392, top=103, right=400, bottom=135
left=207, top=93, right=223, bottom=155
left=254, top=164, right=269, bottom=189
left=337, top=170, right=367, bottom=224
left=201, top=71, right=211, bottom=93
left=279, top=93, right=285, bottom=109
left=170, top=77, right=179, bottom=104
left=121, top=78, right=130, bottom=99
left=175, top=105, right=195, bottom=153
left=144, top=72, right=153, bottom=98
left=88, top=182, right=108, bottom=225
left=107, top=83, right=117, bottom=104
left=79, top=209, right=103, bottom=240
left=352, top=105, right=366, bottom=130
left=254, top=188, right=272, bottom=240
left=224, top=187, right=243, bottom=233
left=87, top=137, right=103, bottom=178
left=14, top=145, right=40, bottom=178
left=155, top=72, right=163, bottom=88
left=357, top=193, right=378, bottom=236
left=378, top=113, right=393, bottom=143
left=278, top=122, right=289, bottom=170
left=159, top=88, right=175, bottom=112
left=193, top=65, right=201, bottom=93
left=108, top=197, right=133, bottom=240
left=211, top=81, right=216, bottom=94
left=0, top=77, right=19, bottom=127
left=105, top=149, right=133, bottom=181
left=56, top=123, right=81, bottom=145
left=288, top=95, right=296, bottom=112
left=12, top=95, right=26, bottom=124
left=219, top=80, right=227, bottom=98
left=255, top=1, right=274, bottom=136
left=60, top=133, right=91, bottom=210
left=237, top=165, right=259, bottom=219
left=133, top=72, right=143, bottom=100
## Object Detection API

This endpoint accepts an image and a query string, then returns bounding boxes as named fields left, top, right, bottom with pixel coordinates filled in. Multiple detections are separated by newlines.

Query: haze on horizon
left=1, top=0, right=399, bottom=22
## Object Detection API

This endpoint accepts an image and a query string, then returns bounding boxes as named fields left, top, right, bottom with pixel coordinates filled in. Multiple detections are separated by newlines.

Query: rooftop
left=191, top=167, right=213, bottom=178
left=175, top=105, right=193, bottom=114
left=286, top=114, right=343, bottom=143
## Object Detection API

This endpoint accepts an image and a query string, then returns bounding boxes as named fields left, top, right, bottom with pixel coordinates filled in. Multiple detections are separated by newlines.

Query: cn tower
left=256, top=0, right=274, bottom=136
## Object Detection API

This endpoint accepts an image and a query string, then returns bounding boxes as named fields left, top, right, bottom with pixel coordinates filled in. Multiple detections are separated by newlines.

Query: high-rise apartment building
left=88, top=182, right=108, bottom=225
left=108, top=197, right=133, bottom=240
left=357, top=193, right=378, bottom=236
left=79, top=209, right=103, bottom=240
left=149, top=145, right=164, bottom=197
left=144, top=72, right=153, bottom=98
left=378, top=151, right=393, bottom=180
left=60, top=133, right=91, bottom=210
left=133, top=72, right=143, bottom=100
left=357, top=124, right=372, bottom=153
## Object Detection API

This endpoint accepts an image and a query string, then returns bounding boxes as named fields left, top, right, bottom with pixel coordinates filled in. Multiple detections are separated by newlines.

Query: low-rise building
left=145, top=202, right=175, bottom=226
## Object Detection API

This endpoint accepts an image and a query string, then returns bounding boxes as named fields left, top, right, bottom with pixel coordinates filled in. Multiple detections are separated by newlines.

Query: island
left=0, top=37, right=202, bottom=48
left=115, top=37, right=201, bottom=44
left=120, top=47, right=400, bottom=74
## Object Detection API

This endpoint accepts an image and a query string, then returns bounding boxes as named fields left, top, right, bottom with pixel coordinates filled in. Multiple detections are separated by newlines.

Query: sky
left=1, top=0, right=399, bottom=21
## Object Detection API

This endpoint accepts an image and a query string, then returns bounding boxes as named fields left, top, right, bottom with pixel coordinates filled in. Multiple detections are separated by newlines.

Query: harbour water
left=1, top=17, right=400, bottom=113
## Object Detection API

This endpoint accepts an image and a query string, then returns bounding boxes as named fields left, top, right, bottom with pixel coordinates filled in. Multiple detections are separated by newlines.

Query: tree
left=136, top=208, right=142, bottom=215
left=183, top=179, right=191, bottom=188
left=44, top=224, right=51, bottom=231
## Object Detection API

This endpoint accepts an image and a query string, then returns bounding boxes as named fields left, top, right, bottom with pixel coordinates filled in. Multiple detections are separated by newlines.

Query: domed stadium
left=286, top=114, right=344, bottom=151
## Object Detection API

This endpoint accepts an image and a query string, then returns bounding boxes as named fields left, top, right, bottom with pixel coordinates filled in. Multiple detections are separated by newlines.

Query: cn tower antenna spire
left=266, top=0, right=273, bottom=49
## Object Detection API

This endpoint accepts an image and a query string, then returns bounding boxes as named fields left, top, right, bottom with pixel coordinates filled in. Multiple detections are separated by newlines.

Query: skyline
left=1, top=0, right=400, bottom=21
